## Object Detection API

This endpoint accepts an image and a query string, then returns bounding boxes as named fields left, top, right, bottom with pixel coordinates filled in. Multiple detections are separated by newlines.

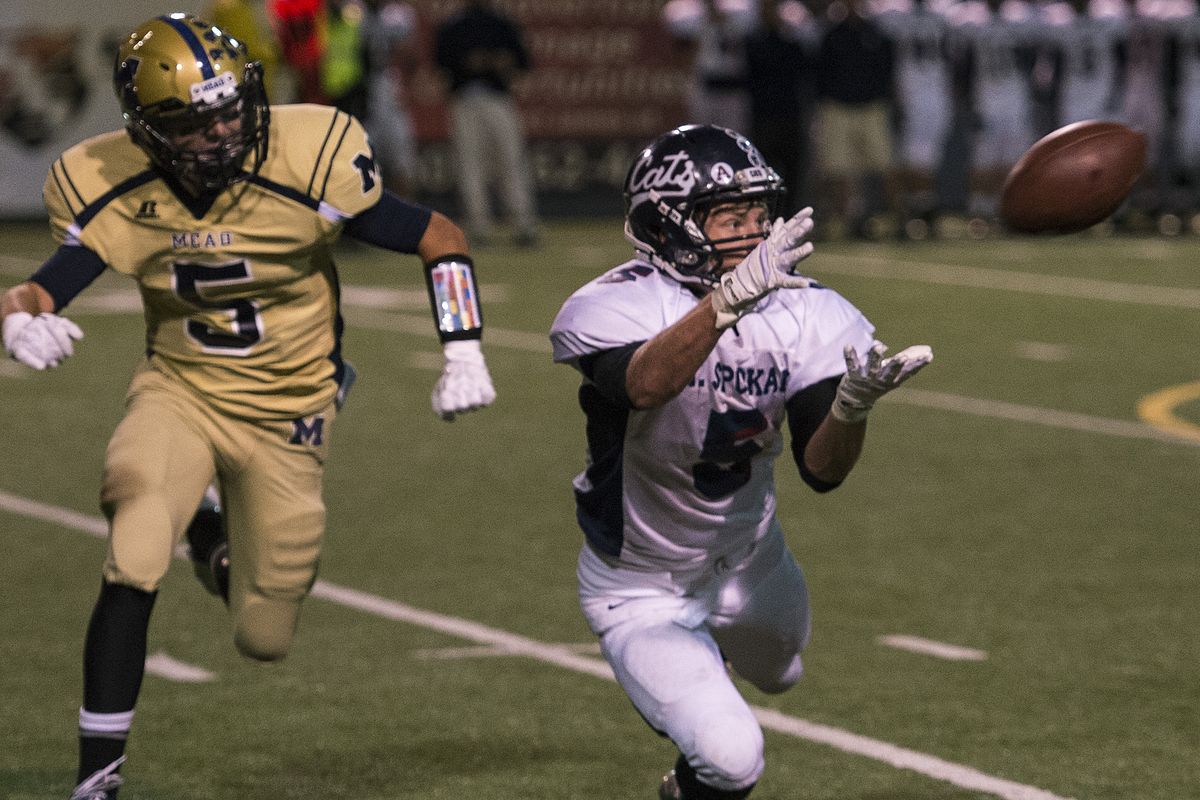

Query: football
left=1000, top=120, right=1147, bottom=234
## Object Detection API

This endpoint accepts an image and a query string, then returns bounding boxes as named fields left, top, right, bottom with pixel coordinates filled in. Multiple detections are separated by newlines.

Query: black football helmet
left=624, top=124, right=783, bottom=286
left=113, top=13, right=269, bottom=196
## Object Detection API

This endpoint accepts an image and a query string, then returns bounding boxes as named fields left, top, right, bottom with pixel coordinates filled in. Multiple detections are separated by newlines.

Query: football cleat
left=185, top=488, right=230, bottom=603
left=69, top=756, right=124, bottom=800
left=658, top=769, right=682, bottom=800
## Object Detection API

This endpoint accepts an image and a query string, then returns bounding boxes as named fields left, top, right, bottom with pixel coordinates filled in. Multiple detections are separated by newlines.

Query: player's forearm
left=1, top=281, right=55, bottom=318
left=625, top=296, right=723, bottom=409
left=802, top=413, right=866, bottom=484
left=417, top=210, right=470, bottom=262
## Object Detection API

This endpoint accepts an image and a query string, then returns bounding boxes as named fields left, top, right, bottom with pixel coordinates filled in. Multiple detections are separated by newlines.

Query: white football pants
left=578, top=524, right=811, bottom=792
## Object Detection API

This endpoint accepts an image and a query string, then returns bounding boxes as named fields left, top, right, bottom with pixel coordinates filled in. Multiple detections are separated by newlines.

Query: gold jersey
left=44, top=104, right=384, bottom=421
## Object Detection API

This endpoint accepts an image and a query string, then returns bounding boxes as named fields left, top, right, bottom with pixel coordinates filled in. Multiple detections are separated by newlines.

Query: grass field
left=2, top=219, right=1198, bottom=799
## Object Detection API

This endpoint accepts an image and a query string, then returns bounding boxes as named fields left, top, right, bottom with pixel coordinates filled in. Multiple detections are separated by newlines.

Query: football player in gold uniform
left=0, top=14, right=495, bottom=799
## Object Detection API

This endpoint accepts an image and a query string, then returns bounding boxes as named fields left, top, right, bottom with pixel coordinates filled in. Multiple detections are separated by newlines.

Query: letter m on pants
left=290, top=415, right=325, bottom=446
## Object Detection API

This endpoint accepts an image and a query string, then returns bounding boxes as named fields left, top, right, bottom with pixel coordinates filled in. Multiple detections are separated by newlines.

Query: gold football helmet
left=113, top=13, right=269, bottom=196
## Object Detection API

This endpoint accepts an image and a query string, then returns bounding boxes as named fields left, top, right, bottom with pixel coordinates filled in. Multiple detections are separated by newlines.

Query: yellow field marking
left=1137, top=381, right=1200, bottom=443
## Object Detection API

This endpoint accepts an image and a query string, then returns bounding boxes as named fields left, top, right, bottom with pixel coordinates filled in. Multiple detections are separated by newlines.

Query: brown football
left=1000, top=120, right=1147, bottom=234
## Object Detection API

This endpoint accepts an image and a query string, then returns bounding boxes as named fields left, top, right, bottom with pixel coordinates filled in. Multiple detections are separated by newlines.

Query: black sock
left=674, top=753, right=756, bottom=800
left=77, top=581, right=156, bottom=782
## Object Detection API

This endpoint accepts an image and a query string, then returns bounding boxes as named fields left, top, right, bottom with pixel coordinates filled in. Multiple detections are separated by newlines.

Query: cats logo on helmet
left=623, top=124, right=783, bottom=287
left=113, top=13, right=270, bottom=197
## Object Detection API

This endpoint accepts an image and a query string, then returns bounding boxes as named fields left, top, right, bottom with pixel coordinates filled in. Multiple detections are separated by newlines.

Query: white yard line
left=891, top=389, right=1200, bottom=449
left=144, top=651, right=216, bottom=683
left=878, top=634, right=988, bottom=662
left=1014, top=341, right=1071, bottom=362
left=412, top=642, right=600, bottom=660
left=814, top=252, right=1200, bottom=310
left=0, top=489, right=1075, bottom=800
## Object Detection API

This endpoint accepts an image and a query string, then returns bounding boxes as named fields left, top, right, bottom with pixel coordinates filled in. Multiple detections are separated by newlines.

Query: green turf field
left=2, top=219, right=1197, bottom=799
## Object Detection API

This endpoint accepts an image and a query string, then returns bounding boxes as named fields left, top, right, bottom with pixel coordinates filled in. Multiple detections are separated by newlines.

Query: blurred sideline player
left=1038, top=0, right=1129, bottom=128
left=873, top=0, right=955, bottom=237
left=0, top=14, right=495, bottom=799
left=550, top=125, right=933, bottom=799
left=1166, top=1, right=1200, bottom=225
left=1120, top=0, right=1180, bottom=227
left=662, top=0, right=758, bottom=134
left=947, top=0, right=1039, bottom=232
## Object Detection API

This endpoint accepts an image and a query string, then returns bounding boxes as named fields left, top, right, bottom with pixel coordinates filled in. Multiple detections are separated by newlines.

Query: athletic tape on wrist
left=424, top=255, right=483, bottom=341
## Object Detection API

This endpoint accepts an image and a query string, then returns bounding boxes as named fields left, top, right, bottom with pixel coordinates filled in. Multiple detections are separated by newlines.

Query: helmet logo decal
left=710, top=162, right=735, bottom=184
left=734, top=135, right=766, bottom=167
left=627, top=149, right=695, bottom=203
left=190, top=71, right=238, bottom=105
left=158, top=14, right=217, bottom=79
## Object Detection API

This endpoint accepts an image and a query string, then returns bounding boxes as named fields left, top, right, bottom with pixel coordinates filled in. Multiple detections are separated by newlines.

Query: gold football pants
left=100, top=364, right=334, bottom=661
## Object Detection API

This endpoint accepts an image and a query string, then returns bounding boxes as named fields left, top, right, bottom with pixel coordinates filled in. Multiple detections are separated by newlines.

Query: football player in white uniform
left=550, top=125, right=933, bottom=800
left=1, top=14, right=494, bottom=799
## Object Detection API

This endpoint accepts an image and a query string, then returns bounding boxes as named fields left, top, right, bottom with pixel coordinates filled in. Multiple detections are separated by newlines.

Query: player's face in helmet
left=623, top=124, right=782, bottom=288
left=700, top=200, right=771, bottom=271
left=114, top=14, right=269, bottom=197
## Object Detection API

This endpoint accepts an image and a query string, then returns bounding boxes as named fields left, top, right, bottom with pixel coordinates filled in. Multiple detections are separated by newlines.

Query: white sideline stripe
left=144, top=651, right=216, bottom=683
left=310, top=582, right=617, bottom=681
left=413, top=645, right=524, bottom=659
left=0, top=490, right=107, bottom=536
left=815, top=252, right=1200, bottom=310
left=413, top=642, right=601, bottom=660
left=345, top=307, right=551, bottom=353
left=0, top=490, right=1074, bottom=800
left=752, top=708, right=1071, bottom=800
left=892, top=388, right=1200, bottom=449
left=878, top=634, right=988, bottom=662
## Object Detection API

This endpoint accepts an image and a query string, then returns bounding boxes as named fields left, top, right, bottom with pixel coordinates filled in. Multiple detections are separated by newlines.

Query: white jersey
left=550, top=260, right=875, bottom=574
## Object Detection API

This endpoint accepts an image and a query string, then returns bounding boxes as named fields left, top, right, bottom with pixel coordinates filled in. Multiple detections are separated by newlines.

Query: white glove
left=710, top=207, right=817, bottom=329
left=3, top=311, right=84, bottom=370
left=431, top=339, right=496, bottom=421
left=831, top=341, right=933, bottom=423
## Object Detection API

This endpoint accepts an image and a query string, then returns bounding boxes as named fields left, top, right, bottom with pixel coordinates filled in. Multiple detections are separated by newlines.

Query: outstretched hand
left=710, top=207, right=817, bottom=329
left=3, top=311, right=84, bottom=370
left=830, top=341, right=933, bottom=423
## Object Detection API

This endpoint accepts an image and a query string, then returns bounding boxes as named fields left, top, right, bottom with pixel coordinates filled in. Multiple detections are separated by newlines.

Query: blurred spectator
left=662, top=0, right=758, bottom=133
left=814, top=0, right=902, bottom=236
left=321, top=0, right=370, bottom=120
left=207, top=0, right=292, bottom=102
left=874, top=0, right=955, bottom=235
left=270, top=0, right=328, bottom=104
left=435, top=0, right=539, bottom=247
left=947, top=0, right=1039, bottom=229
left=363, top=0, right=419, bottom=195
left=744, top=0, right=820, bottom=216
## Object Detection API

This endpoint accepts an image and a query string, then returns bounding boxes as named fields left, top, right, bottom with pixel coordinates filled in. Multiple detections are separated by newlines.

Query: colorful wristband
left=424, top=254, right=483, bottom=342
